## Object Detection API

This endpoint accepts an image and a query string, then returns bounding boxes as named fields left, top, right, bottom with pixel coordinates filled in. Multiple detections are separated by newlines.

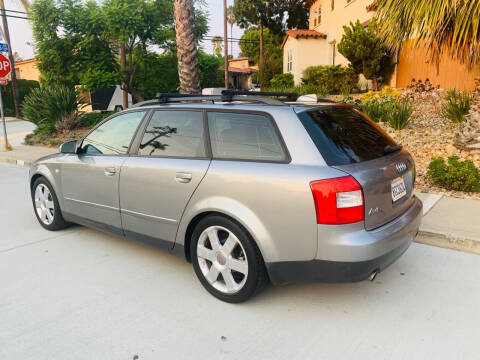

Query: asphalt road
left=1, top=119, right=35, bottom=146
left=1, top=162, right=479, bottom=360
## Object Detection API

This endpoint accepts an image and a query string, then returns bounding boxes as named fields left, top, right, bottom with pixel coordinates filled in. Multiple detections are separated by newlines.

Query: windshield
left=297, top=107, right=398, bottom=166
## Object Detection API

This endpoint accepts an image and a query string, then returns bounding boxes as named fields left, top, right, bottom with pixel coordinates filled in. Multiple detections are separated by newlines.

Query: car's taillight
left=310, top=176, right=364, bottom=225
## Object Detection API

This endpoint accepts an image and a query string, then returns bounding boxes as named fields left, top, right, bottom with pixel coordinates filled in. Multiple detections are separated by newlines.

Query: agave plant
left=22, top=85, right=86, bottom=133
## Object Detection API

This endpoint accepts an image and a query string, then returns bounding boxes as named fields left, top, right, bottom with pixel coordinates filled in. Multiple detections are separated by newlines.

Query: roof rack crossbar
left=133, top=91, right=297, bottom=107
left=222, top=90, right=298, bottom=101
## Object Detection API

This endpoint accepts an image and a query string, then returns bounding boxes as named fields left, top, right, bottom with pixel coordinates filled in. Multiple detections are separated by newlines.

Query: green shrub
left=442, top=89, right=471, bottom=123
left=302, top=65, right=358, bottom=94
left=265, top=84, right=328, bottom=98
left=427, top=156, right=480, bottom=192
left=2, top=79, right=40, bottom=117
left=269, top=73, right=294, bottom=88
left=360, top=97, right=394, bottom=123
left=81, top=112, right=114, bottom=128
left=22, top=85, right=86, bottom=134
left=389, top=102, right=413, bottom=130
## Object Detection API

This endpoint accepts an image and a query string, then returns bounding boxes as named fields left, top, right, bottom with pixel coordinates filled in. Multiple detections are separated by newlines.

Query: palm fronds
left=373, top=0, right=480, bottom=67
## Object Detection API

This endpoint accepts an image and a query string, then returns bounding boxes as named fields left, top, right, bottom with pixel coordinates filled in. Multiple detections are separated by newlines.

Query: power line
left=2, top=9, right=27, bottom=15
left=203, top=36, right=277, bottom=45
left=0, top=10, right=29, bottom=20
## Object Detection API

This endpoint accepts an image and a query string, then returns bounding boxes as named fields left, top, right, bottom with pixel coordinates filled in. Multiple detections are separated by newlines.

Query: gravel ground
left=378, top=96, right=480, bottom=200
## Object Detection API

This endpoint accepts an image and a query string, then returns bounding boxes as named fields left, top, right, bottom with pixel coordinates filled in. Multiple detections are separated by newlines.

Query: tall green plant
left=442, top=89, right=471, bottom=123
left=338, top=19, right=394, bottom=90
left=22, top=86, right=86, bottom=134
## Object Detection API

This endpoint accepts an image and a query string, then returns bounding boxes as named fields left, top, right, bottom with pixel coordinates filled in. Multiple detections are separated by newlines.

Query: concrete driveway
left=1, top=119, right=35, bottom=147
left=1, top=163, right=479, bottom=360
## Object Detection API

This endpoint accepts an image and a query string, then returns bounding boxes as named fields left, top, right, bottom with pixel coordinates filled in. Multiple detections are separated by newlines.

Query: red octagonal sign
left=0, top=53, right=11, bottom=78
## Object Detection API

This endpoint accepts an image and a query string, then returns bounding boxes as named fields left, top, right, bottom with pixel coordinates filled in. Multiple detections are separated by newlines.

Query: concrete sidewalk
left=0, top=144, right=479, bottom=255
left=0, top=145, right=57, bottom=166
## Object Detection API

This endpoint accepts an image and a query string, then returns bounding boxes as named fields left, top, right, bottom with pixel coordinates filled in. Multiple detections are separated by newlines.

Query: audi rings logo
left=395, top=162, right=407, bottom=174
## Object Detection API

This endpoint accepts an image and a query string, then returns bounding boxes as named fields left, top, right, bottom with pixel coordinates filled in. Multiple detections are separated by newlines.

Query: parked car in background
left=29, top=92, right=423, bottom=303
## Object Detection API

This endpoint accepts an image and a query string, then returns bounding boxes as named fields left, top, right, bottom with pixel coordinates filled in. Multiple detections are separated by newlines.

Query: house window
left=331, top=0, right=334, bottom=11
left=312, top=5, right=321, bottom=27
left=287, top=50, right=293, bottom=72
left=332, top=43, right=336, bottom=65
left=329, top=41, right=336, bottom=65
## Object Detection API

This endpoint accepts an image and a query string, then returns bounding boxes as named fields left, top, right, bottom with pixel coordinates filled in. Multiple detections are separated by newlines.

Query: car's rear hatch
left=296, top=105, right=416, bottom=230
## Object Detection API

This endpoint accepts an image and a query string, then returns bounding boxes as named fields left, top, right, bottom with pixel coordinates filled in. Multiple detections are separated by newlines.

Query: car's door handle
left=104, top=167, right=117, bottom=176
left=175, top=172, right=192, bottom=183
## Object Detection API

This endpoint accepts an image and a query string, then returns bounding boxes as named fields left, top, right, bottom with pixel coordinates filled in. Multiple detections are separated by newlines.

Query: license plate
left=391, top=176, right=407, bottom=202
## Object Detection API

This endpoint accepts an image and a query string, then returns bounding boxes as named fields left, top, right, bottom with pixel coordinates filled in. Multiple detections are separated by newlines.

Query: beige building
left=14, top=58, right=41, bottom=82
left=282, top=0, right=374, bottom=85
left=283, top=0, right=480, bottom=91
left=228, top=57, right=258, bottom=90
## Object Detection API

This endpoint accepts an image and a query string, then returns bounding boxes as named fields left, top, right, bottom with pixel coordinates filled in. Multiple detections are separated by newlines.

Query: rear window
left=297, top=107, right=398, bottom=166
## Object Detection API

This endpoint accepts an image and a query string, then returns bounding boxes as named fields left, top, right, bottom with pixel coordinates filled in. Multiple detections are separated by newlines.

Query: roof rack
left=132, top=90, right=299, bottom=108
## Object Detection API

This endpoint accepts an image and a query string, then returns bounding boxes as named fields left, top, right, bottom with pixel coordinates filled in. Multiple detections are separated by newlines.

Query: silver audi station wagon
left=29, top=91, right=423, bottom=302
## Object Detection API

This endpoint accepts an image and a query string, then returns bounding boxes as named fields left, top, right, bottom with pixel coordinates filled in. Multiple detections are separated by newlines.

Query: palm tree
left=212, top=36, right=223, bottom=57
left=227, top=6, right=235, bottom=57
left=174, top=0, right=201, bottom=94
left=373, top=0, right=480, bottom=67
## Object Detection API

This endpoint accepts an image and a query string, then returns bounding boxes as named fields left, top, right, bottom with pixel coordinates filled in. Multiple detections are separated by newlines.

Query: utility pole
left=120, top=44, right=128, bottom=110
left=0, top=1, right=20, bottom=118
left=223, top=0, right=228, bottom=89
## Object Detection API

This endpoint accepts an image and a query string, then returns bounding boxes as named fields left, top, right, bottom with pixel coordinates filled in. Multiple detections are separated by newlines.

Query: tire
left=190, top=215, right=268, bottom=303
left=31, top=177, right=71, bottom=231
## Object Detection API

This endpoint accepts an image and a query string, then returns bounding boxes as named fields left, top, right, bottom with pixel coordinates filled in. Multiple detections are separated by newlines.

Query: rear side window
left=297, top=107, right=398, bottom=166
left=208, top=112, right=286, bottom=162
left=138, top=110, right=205, bottom=158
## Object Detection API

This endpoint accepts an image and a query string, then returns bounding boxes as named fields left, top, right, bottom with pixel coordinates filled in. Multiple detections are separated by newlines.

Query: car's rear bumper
left=266, top=196, right=422, bottom=285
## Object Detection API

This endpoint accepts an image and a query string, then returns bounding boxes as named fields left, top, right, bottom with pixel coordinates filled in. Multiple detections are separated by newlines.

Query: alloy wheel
left=196, top=226, right=249, bottom=294
left=34, top=184, right=55, bottom=225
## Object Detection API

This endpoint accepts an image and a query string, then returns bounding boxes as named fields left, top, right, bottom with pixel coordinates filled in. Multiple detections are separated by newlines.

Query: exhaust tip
left=368, top=270, right=379, bottom=281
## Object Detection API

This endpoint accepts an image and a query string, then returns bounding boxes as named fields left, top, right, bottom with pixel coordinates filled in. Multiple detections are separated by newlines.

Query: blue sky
left=6, top=0, right=243, bottom=60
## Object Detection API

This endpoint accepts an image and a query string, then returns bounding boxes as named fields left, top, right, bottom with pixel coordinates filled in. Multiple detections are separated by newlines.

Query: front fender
left=29, top=160, right=64, bottom=208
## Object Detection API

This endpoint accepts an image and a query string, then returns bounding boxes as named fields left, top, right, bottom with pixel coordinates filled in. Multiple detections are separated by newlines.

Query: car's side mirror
left=60, top=140, right=78, bottom=154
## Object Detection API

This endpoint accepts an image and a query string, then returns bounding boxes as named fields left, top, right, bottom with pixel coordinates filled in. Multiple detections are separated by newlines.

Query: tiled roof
left=229, top=57, right=250, bottom=62
left=281, top=29, right=327, bottom=48
left=228, top=67, right=257, bottom=74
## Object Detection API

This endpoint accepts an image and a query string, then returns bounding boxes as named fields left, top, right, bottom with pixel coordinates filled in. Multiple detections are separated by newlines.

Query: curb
left=416, top=231, right=480, bottom=255
left=0, top=157, right=31, bottom=167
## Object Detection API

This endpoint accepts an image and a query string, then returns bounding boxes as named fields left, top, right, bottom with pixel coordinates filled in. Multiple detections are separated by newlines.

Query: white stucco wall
left=284, top=37, right=328, bottom=85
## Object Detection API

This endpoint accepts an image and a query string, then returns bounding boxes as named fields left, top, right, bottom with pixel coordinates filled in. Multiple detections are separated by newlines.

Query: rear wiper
left=383, top=145, right=403, bottom=155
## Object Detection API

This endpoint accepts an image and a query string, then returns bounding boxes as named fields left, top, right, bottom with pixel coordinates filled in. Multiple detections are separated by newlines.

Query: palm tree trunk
left=223, top=0, right=228, bottom=89
left=0, top=0, right=20, bottom=118
left=230, top=23, right=233, bottom=58
left=120, top=44, right=128, bottom=109
left=259, top=21, right=265, bottom=89
left=174, top=0, right=201, bottom=94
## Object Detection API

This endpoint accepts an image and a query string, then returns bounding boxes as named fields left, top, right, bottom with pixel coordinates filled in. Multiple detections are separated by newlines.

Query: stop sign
left=0, top=53, right=11, bottom=78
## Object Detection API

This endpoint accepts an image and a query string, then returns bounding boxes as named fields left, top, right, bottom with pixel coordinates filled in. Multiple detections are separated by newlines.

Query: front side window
left=138, top=110, right=205, bottom=158
left=208, top=112, right=286, bottom=162
left=79, top=111, right=146, bottom=155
